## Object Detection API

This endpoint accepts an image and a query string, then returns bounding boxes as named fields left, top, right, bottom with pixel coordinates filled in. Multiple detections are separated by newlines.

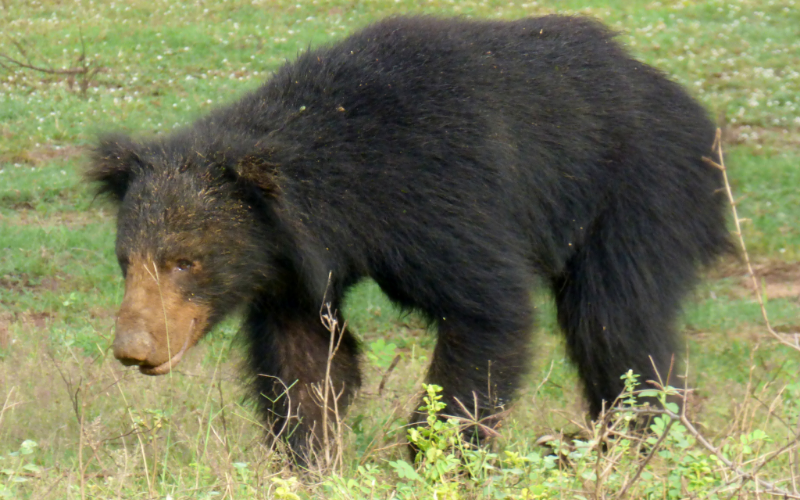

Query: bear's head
left=87, top=132, right=283, bottom=374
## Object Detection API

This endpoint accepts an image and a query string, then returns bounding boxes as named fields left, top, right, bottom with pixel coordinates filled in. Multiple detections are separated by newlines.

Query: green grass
left=1, top=0, right=799, bottom=498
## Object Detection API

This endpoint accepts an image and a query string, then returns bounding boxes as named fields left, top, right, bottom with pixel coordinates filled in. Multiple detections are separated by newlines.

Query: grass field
left=1, top=0, right=799, bottom=498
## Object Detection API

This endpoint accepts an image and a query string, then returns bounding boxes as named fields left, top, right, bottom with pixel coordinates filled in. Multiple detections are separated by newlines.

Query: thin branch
left=703, top=129, right=800, bottom=352
left=615, top=406, right=800, bottom=499
left=0, top=52, right=86, bottom=75
left=0, top=33, right=103, bottom=97
left=616, top=417, right=675, bottom=499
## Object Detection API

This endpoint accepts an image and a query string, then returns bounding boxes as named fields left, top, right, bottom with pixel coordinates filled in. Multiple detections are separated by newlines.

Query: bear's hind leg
left=551, top=205, right=696, bottom=420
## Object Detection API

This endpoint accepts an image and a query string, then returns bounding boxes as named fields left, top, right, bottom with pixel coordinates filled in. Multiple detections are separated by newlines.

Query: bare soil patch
left=0, top=145, right=85, bottom=165
left=751, top=262, right=800, bottom=300
left=737, top=262, right=800, bottom=301
left=710, top=258, right=800, bottom=301
left=722, top=125, right=800, bottom=150
left=0, top=311, right=55, bottom=351
left=0, top=314, right=10, bottom=350
left=3, top=209, right=108, bottom=228
left=0, top=273, right=61, bottom=295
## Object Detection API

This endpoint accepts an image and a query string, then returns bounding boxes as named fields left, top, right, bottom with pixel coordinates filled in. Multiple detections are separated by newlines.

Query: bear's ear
left=86, top=134, right=141, bottom=202
left=228, top=153, right=281, bottom=198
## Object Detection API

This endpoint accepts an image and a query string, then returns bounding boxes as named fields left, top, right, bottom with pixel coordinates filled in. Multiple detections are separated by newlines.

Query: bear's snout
left=112, top=324, right=155, bottom=366
left=109, top=255, right=211, bottom=374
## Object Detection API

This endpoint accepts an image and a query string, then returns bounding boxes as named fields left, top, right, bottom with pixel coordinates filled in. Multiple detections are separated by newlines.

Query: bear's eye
left=175, top=259, right=195, bottom=272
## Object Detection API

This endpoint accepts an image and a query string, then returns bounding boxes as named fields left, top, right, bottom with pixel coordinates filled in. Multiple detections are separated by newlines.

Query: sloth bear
left=88, top=15, right=730, bottom=460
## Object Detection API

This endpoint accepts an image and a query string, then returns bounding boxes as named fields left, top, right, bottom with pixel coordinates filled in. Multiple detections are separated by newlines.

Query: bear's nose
left=112, top=328, right=154, bottom=366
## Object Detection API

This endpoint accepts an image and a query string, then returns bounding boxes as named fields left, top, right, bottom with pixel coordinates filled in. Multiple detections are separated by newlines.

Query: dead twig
left=702, top=129, right=800, bottom=353
left=616, top=418, right=675, bottom=500
left=612, top=406, right=800, bottom=499
left=0, top=30, right=102, bottom=97
left=315, top=299, right=347, bottom=472
left=377, top=354, right=401, bottom=396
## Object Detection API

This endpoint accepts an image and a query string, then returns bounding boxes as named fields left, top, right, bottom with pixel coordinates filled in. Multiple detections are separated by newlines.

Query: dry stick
left=610, top=346, right=797, bottom=499
left=620, top=406, right=800, bottom=499
left=617, top=419, right=676, bottom=500
left=330, top=371, right=346, bottom=472
left=377, top=354, right=401, bottom=396
left=585, top=391, right=640, bottom=495
left=132, top=412, right=152, bottom=495
left=1, top=33, right=101, bottom=96
left=742, top=383, right=795, bottom=449
left=0, top=48, right=92, bottom=74
left=717, top=397, right=800, bottom=500
left=150, top=415, right=159, bottom=491
left=319, top=302, right=346, bottom=471
left=450, top=396, right=505, bottom=439
left=701, top=130, right=800, bottom=497
left=314, top=272, right=350, bottom=471
left=703, top=130, right=799, bottom=352
left=737, top=437, right=800, bottom=495
left=747, top=389, right=795, bottom=438
left=320, top=305, right=335, bottom=469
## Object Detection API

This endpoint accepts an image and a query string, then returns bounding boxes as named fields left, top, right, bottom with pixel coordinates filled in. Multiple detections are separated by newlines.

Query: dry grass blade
left=0, top=387, right=21, bottom=431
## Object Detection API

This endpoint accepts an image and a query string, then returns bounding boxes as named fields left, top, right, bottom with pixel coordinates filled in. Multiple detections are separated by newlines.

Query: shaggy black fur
left=89, top=15, right=731, bottom=459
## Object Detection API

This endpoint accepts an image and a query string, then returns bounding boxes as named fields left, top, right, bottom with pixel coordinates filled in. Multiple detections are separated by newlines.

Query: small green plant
left=323, top=464, right=395, bottom=499
left=61, top=291, right=78, bottom=308
left=365, top=338, right=398, bottom=370
left=388, top=383, right=461, bottom=497
left=270, top=477, right=302, bottom=500
left=386, top=384, right=563, bottom=499
left=0, top=440, right=40, bottom=499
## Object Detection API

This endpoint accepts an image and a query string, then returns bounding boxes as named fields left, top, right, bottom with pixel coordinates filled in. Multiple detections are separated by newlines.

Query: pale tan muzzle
left=112, top=257, right=208, bottom=375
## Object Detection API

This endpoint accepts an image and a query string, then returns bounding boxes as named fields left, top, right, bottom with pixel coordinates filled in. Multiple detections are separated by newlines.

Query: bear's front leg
left=243, top=298, right=361, bottom=464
